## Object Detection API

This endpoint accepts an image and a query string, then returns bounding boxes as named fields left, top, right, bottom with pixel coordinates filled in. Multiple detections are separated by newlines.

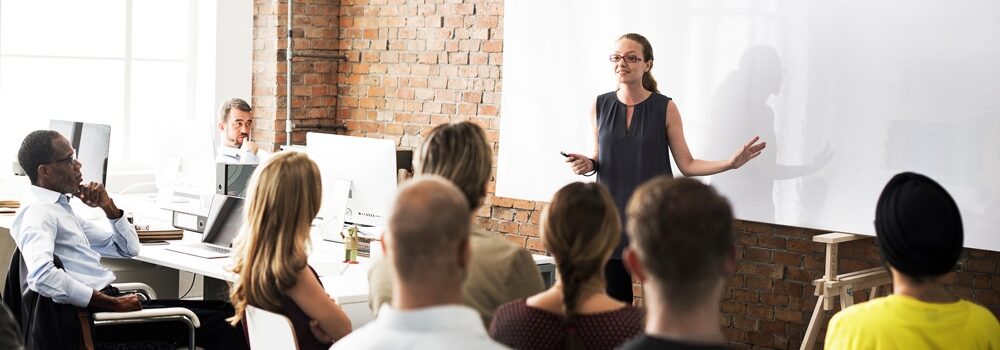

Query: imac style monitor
left=306, top=133, right=397, bottom=228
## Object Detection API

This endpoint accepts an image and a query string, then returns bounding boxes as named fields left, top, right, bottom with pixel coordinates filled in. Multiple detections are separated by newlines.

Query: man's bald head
left=387, top=176, right=472, bottom=284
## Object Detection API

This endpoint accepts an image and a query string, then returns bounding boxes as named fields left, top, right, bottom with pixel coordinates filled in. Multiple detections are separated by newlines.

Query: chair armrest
left=93, top=307, right=201, bottom=328
left=111, top=282, right=158, bottom=299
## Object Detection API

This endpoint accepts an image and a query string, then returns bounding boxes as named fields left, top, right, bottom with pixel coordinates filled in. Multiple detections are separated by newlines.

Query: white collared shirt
left=10, top=186, right=141, bottom=307
left=216, top=145, right=260, bottom=164
left=331, top=304, right=509, bottom=350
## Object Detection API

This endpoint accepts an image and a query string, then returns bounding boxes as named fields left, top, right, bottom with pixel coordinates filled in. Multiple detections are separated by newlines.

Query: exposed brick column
left=253, top=0, right=340, bottom=151
left=333, top=0, right=530, bottom=249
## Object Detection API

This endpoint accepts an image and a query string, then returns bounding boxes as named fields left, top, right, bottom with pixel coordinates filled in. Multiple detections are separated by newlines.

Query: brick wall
left=726, top=221, right=1000, bottom=349
left=250, top=0, right=1000, bottom=348
left=252, top=0, right=340, bottom=151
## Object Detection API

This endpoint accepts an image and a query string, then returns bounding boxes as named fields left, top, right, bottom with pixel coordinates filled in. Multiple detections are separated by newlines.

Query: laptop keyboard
left=182, top=243, right=231, bottom=254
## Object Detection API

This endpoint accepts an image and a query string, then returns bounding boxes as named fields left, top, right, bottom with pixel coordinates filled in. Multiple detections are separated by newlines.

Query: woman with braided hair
left=489, top=182, right=643, bottom=350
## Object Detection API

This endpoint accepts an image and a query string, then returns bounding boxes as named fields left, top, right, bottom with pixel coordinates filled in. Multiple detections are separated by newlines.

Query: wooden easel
left=800, top=232, right=893, bottom=350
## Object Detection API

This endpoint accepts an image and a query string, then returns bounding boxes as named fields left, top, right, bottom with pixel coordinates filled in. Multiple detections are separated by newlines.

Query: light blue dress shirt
left=10, top=186, right=140, bottom=307
left=330, top=304, right=510, bottom=350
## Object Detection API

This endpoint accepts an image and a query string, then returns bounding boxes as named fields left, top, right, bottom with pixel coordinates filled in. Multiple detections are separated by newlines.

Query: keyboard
left=165, top=243, right=232, bottom=259
left=182, top=243, right=231, bottom=254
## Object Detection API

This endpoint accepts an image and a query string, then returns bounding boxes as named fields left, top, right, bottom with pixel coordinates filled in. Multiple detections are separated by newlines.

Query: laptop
left=166, top=195, right=243, bottom=259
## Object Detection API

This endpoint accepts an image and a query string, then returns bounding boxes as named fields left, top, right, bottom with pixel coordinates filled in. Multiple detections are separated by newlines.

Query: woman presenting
left=565, top=33, right=766, bottom=303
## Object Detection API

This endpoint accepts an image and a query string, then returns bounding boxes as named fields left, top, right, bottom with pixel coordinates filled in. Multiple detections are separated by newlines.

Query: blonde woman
left=490, top=182, right=643, bottom=350
left=368, top=121, right=544, bottom=326
left=228, top=151, right=352, bottom=349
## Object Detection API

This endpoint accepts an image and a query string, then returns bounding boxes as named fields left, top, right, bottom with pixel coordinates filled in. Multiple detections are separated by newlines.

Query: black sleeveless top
left=242, top=266, right=331, bottom=350
left=596, top=91, right=673, bottom=258
left=283, top=266, right=331, bottom=350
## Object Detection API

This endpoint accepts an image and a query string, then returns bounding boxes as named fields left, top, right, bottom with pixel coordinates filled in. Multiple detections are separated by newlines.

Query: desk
left=1, top=193, right=557, bottom=329
left=134, top=231, right=379, bottom=326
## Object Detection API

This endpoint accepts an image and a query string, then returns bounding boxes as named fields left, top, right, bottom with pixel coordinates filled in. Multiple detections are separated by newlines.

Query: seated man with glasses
left=9, top=130, right=249, bottom=349
left=216, top=98, right=265, bottom=164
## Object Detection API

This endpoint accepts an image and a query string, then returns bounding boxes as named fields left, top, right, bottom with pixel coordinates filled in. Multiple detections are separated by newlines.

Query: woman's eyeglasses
left=609, top=54, right=644, bottom=63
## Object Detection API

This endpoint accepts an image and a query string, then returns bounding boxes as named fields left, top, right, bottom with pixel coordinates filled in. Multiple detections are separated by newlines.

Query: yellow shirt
left=825, top=294, right=1000, bottom=350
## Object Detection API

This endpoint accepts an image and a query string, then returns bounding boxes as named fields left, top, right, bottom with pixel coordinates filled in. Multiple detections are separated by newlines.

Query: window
left=0, top=0, right=196, bottom=172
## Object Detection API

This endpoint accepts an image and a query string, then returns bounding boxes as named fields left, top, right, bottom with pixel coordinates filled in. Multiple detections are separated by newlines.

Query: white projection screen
left=496, top=0, right=1000, bottom=251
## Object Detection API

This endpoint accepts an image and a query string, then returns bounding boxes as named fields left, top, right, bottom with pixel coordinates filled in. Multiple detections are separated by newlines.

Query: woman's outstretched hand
left=565, top=153, right=594, bottom=175
left=729, top=136, right=767, bottom=170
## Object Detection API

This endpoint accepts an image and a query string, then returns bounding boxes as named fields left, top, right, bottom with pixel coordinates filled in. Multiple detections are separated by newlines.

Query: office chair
left=3, top=249, right=201, bottom=350
left=245, top=305, right=298, bottom=350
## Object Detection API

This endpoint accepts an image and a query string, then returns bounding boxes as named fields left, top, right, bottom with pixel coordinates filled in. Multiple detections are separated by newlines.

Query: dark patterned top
left=595, top=91, right=673, bottom=259
left=618, top=335, right=728, bottom=350
left=489, top=298, right=644, bottom=350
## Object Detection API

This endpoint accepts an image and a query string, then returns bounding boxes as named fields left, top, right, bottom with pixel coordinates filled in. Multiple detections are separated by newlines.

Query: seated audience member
left=0, top=303, right=22, bottom=350
left=490, top=182, right=643, bottom=350
left=620, top=177, right=736, bottom=350
left=227, top=151, right=352, bottom=349
left=333, top=177, right=508, bottom=350
left=10, top=130, right=248, bottom=349
left=369, top=121, right=544, bottom=326
left=216, top=98, right=263, bottom=164
left=825, top=172, right=1000, bottom=349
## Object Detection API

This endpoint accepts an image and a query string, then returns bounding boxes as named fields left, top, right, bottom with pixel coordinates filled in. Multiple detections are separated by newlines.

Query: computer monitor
left=202, top=194, right=244, bottom=248
left=306, top=133, right=397, bottom=227
left=49, top=120, right=111, bottom=185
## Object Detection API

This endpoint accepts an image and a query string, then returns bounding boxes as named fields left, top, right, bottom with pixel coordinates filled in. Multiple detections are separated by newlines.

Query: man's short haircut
left=17, top=130, right=61, bottom=185
left=218, top=98, right=252, bottom=124
left=415, top=121, right=492, bottom=211
left=389, top=176, right=472, bottom=283
left=626, top=176, right=734, bottom=310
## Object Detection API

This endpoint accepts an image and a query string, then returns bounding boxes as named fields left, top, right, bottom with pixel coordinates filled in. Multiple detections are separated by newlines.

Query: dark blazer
left=3, top=249, right=89, bottom=350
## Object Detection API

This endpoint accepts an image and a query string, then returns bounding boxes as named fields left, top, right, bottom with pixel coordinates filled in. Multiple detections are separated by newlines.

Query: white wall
left=497, top=0, right=1000, bottom=251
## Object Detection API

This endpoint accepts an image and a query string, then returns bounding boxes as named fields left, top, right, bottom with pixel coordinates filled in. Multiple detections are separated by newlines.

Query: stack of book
left=0, top=200, right=18, bottom=215
left=136, top=228, right=184, bottom=242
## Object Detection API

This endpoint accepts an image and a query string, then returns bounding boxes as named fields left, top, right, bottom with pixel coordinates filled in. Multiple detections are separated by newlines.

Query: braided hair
left=542, top=182, right=622, bottom=350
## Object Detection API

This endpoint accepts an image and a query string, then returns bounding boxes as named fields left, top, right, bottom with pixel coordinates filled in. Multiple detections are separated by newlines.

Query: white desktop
left=306, top=132, right=397, bottom=234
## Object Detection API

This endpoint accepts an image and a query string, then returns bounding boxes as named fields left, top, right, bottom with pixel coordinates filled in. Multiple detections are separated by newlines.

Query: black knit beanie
left=875, top=172, right=963, bottom=277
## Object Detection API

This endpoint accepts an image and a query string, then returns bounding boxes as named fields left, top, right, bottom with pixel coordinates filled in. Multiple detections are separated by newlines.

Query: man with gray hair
left=216, top=98, right=261, bottom=163
left=332, top=176, right=508, bottom=350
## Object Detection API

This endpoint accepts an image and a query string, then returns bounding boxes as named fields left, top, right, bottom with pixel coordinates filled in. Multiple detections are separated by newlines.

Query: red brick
left=743, top=221, right=774, bottom=235
left=748, top=305, right=773, bottom=320
left=482, top=40, right=503, bottom=52
left=787, top=239, right=822, bottom=254
left=744, top=247, right=771, bottom=263
left=773, top=281, right=803, bottom=296
left=758, top=235, right=786, bottom=249
left=977, top=290, right=1000, bottom=306
left=731, top=289, right=759, bottom=303
left=759, top=320, right=785, bottom=334
left=746, top=276, right=773, bottom=292
left=761, top=294, right=789, bottom=307
left=526, top=237, right=544, bottom=251
left=732, top=316, right=757, bottom=331
left=503, top=234, right=527, bottom=248
left=498, top=221, right=519, bottom=234
left=518, top=223, right=538, bottom=237
left=773, top=251, right=804, bottom=267
left=775, top=309, right=804, bottom=324
left=721, top=301, right=746, bottom=314
left=492, top=207, right=515, bottom=221
left=967, top=259, right=998, bottom=273
left=512, top=199, right=534, bottom=210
